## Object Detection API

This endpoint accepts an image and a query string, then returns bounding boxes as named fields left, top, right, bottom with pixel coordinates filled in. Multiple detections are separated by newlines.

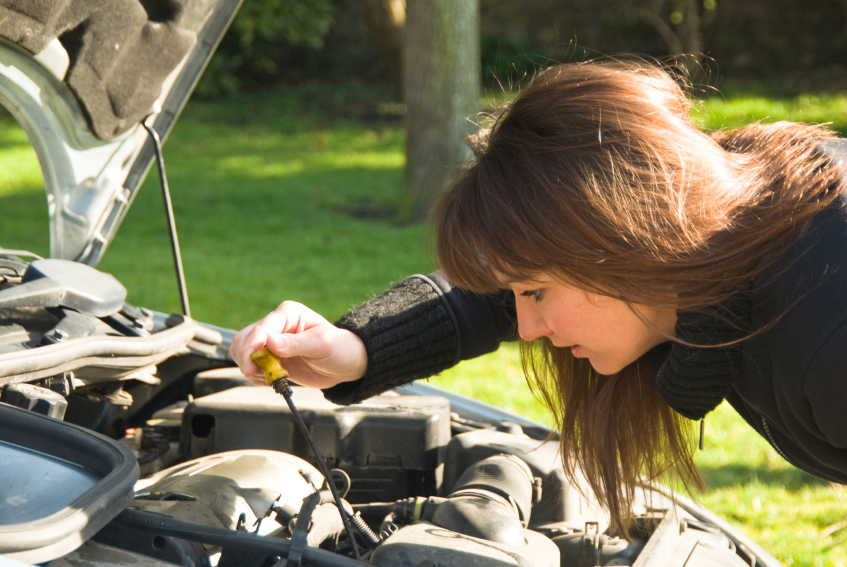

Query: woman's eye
left=520, top=289, right=542, bottom=301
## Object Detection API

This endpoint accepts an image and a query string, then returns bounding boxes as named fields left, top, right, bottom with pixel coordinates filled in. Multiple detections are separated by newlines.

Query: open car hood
left=0, top=0, right=242, bottom=266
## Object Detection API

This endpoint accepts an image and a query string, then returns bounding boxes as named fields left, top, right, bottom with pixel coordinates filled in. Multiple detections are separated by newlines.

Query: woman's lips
left=551, top=339, right=586, bottom=357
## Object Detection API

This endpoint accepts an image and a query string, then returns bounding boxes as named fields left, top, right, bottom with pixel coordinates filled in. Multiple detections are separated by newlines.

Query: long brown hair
left=435, top=60, right=844, bottom=536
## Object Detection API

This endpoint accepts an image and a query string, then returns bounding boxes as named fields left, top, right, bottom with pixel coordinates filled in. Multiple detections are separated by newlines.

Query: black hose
left=290, top=490, right=352, bottom=560
left=137, top=427, right=171, bottom=465
left=116, top=508, right=370, bottom=567
left=450, top=454, right=534, bottom=526
left=137, top=444, right=168, bottom=464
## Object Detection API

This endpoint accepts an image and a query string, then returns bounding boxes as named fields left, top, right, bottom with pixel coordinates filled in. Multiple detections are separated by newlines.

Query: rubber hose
left=137, top=441, right=169, bottom=464
left=451, top=454, right=534, bottom=525
left=290, top=490, right=354, bottom=550
left=304, top=503, right=350, bottom=547
left=116, top=508, right=369, bottom=567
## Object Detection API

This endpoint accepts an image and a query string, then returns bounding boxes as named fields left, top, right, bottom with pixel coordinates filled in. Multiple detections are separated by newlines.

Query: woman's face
left=503, top=274, right=677, bottom=375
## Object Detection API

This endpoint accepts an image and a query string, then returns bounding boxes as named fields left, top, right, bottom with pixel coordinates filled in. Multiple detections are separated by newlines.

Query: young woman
left=231, top=61, right=847, bottom=535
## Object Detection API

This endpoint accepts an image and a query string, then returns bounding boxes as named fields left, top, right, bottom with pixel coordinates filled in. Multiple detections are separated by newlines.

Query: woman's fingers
left=265, top=327, right=368, bottom=388
left=231, top=303, right=315, bottom=371
left=230, top=301, right=365, bottom=389
left=230, top=323, right=260, bottom=376
left=265, top=329, right=322, bottom=359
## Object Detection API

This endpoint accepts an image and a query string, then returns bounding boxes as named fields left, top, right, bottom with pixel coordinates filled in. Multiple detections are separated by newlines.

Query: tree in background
left=200, top=0, right=847, bottom=97
left=354, top=0, right=405, bottom=94
left=402, top=0, right=480, bottom=220
left=633, top=0, right=717, bottom=73
left=197, top=0, right=335, bottom=96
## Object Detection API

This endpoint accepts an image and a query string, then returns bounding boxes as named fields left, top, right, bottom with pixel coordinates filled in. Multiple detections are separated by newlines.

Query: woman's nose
left=515, top=298, right=550, bottom=341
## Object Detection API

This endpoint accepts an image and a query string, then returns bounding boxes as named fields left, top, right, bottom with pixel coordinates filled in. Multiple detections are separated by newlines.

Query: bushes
left=196, top=0, right=335, bottom=97
left=197, top=0, right=847, bottom=97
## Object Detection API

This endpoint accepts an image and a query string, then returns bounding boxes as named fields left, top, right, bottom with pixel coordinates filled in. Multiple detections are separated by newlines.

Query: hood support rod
left=143, top=123, right=191, bottom=319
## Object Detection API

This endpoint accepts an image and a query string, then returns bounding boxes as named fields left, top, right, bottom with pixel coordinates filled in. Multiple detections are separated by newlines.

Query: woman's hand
left=229, top=301, right=367, bottom=389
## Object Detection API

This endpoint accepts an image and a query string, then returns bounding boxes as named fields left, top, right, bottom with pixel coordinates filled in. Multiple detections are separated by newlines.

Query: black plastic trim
left=0, top=403, right=138, bottom=563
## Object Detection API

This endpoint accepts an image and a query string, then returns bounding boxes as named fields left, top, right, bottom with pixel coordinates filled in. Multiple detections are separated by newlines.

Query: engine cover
left=94, top=450, right=320, bottom=565
left=370, top=522, right=560, bottom=567
left=180, top=385, right=451, bottom=503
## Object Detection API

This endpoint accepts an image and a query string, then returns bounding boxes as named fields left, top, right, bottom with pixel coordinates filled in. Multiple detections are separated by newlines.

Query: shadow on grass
left=700, top=463, right=829, bottom=492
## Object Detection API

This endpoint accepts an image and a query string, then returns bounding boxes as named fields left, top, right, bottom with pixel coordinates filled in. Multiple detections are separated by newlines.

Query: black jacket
left=722, top=188, right=847, bottom=482
left=324, top=151, right=847, bottom=484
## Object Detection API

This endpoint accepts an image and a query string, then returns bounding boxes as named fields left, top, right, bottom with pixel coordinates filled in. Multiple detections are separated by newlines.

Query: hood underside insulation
left=0, top=0, right=215, bottom=140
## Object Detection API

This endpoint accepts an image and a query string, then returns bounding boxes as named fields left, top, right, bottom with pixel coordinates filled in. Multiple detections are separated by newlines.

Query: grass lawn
left=2, top=79, right=846, bottom=565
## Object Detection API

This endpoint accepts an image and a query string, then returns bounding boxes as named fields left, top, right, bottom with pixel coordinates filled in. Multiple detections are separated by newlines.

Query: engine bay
left=0, top=254, right=775, bottom=567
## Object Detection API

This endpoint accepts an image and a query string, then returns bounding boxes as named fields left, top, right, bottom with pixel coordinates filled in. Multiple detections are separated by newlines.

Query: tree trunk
left=403, top=0, right=480, bottom=220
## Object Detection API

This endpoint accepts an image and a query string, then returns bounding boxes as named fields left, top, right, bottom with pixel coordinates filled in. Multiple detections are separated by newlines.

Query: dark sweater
left=324, top=273, right=516, bottom=403
left=324, top=159, right=847, bottom=484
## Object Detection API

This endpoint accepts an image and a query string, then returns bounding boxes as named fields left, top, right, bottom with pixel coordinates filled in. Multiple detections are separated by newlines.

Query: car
left=0, top=1, right=785, bottom=566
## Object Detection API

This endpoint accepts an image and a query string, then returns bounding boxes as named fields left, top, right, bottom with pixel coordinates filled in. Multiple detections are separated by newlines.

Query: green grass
left=696, top=89, right=847, bottom=133
left=696, top=402, right=847, bottom=566
left=2, top=80, right=847, bottom=566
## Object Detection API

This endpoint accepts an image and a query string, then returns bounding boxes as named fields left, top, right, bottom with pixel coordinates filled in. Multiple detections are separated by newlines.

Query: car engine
left=0, top=254, right=778, bottom=567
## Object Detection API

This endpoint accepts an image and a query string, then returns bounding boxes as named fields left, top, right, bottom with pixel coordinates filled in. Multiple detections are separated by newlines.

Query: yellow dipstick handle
left=250, top=347, right=289, bottom=386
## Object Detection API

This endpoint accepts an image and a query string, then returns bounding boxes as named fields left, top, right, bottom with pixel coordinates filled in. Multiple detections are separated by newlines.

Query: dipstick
left=249, top=348, right=362, bottom=559
left=251, top=347, right=290, bottom=386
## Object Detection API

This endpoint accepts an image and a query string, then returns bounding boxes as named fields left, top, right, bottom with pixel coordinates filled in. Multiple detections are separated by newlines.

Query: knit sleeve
left=655, top=293, right=750, bottom=420
left=321, top=272, right=516, bottom=405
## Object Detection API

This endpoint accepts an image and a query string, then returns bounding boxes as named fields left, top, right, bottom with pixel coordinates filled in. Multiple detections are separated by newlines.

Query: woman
left=230, top=61, right=847, bottom=536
